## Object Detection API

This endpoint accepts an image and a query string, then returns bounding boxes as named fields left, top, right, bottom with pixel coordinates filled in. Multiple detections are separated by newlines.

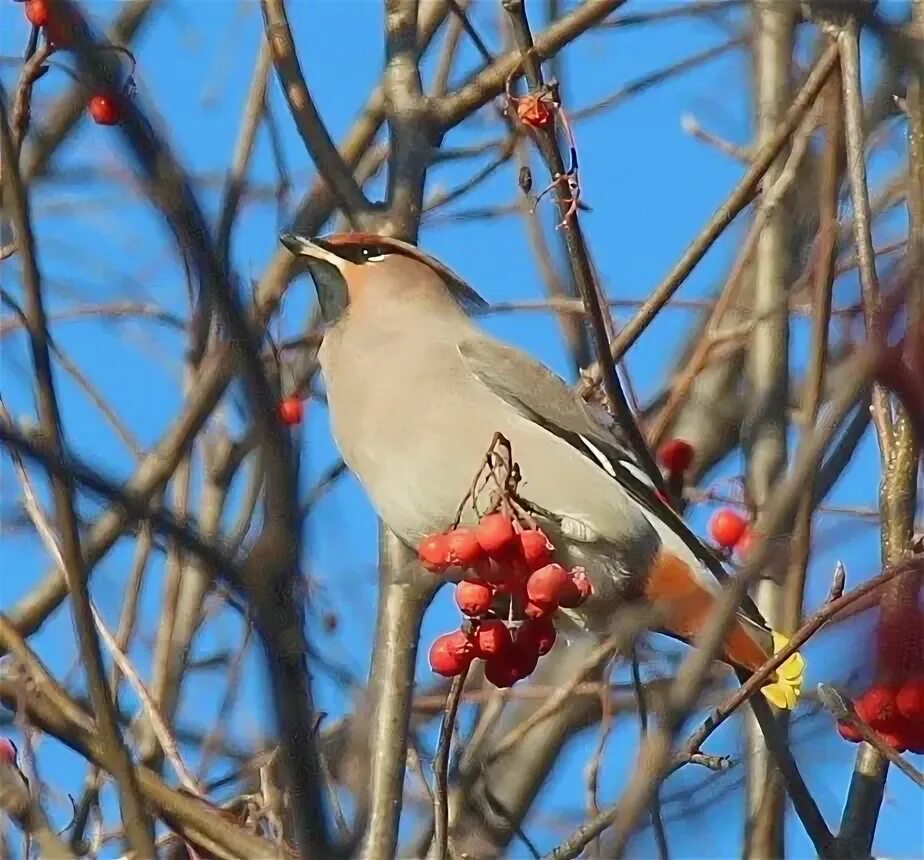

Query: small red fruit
left=475, top=512, right=517, bottom=556
left=472, top=619, right=513, bottom=658
left=896, top=676, right=924, bottom=721
left=428, top=631, right=474, bottom=677
left=277, top=396, right=303, bottom=426
left=446, top=527, right=485, bottom=567
left=558, top=569, right=593, bottom=609
left=735, top=529, right=757, bottom=559
left=837, top=721, right=861, bottom=743
left=518, top=529, right=554, bottom=571
left=709, top=509, right=749, bottom=549
left=418, top=534, right=451, bottom=572
left=515, top=95, right=554, bottom=129
left=0, top=738, right=16, bottom=765
left=89, top=94, right=122, bottom=126
left=657, top=438, right=694, bottom=474
left=526, top=563, right=570, bottom=610
left=524, top=600, right=551, bottom=619
left=25, top=0, right=50, bottom=27
left=484, top=643, right=539, bottom=688
left=855, top=684, right=899, bottom=729
left=517, top=617, right=556, bottom=656
left=454, top=581, right=494, bottom=617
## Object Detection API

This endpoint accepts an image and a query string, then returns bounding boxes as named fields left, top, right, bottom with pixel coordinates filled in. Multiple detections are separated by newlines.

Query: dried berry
left=558, top=569, right=592, bottom=609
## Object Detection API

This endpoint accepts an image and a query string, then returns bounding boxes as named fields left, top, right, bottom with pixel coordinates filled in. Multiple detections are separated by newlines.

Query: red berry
left=0, top=738, right=16, bottom=765
left=475, top=513, right=517, bottom=556
left=472, top=619, right=513, bottom=658
left=418, top=534, right=451, bottom=572
left=428, top=631, right=474, bottom=677
left=483, top=643, right=539, bottom=688
left=524, top=600, right=551, bottom=619
left=878, top=730, right=907, bottom=753
left=905, top=723, right=924, bottom=755
left=735, top=528, right=756, bottom=559
left=526, top=563, right=570, bottom=610
left=464, top=556, right=516, bottom=591
left=446, top=528, right=485, bottom=567
left=277, top=396, right=303, bottom=426
left=709, top=509, right=749, bottom=549
left=657, top=438, right=694, bottom=474
left=454, top=581, right=494, bottom=617
left=558, top=569, right=593, bottom=609
left=896, top=676, right=924, bottom=721
left=517, top=617, right=556, bottom=656
left=25, top=0, right=49, bottom=27
left=89, top=94, right=122, bottom=126
left=837, top=721, right=862, bottom=743
left=855, top=684, right=899, bottom=729
left=518, top=529, right=553, bottom=571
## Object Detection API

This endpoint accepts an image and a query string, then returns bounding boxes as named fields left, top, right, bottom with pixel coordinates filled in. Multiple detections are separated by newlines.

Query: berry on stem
left=418, top=534, right=451, bottom=573
left=446, top=527, right=485, bottom=567
left=518, top=528, right=553, bottom=571
left=526, top=563, right=570, bottom=610
left=484, top=642, right=539, bottom=688
left=88, top=94, right=122, bottom=126
left=558, top=569, right=592, bottom=609
left=517, top=616, right=556, bottom=656
left=0, top=738, right=16, bottom=765
left=472, top=619, right=512, bottom=658
left=709, top=509, right=749, bottom=549
left=25, top=0, right=50, bottom=27
left=277, top=396, right=303, bottom=426
left=657, top=438, right=694, bottom=474
left=475, top=512, right=517, bottom=556
left=454, top=580, right=494, bottom=617
left=428, top=631, right=474, bottom=677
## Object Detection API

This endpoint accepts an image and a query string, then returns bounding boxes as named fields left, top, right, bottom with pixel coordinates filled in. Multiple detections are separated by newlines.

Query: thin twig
left=433, top=667, right=469, bottom=860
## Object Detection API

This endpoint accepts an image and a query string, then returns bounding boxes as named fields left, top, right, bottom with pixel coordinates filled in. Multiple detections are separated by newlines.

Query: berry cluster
left=837, top=678, right=924, bottom=753
left=837, top=578, right=924, bottom=754
left=421, top=511, right=591, bottom=687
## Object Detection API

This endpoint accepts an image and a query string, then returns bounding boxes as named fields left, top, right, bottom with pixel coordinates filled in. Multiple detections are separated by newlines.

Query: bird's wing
left=457, top=336, right=768, bottom=628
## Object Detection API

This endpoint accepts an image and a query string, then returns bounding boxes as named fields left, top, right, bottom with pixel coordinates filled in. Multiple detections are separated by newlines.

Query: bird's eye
left=362, top=246, right=387, bottom=263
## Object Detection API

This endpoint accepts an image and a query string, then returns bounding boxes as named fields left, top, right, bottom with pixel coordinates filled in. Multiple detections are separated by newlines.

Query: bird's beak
left=279, top=233, right=350, bottom=323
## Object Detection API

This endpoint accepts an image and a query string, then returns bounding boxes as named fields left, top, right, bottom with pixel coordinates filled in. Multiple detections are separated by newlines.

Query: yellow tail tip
left=760, top=631, right=806, bottom=710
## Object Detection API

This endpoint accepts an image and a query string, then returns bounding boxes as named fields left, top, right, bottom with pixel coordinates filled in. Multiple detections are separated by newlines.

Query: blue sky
left=1, top=2, right=921, bottom=857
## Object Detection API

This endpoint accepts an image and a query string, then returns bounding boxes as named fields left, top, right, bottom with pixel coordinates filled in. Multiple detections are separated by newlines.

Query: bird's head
left=280, top=231, right=487, bottom=323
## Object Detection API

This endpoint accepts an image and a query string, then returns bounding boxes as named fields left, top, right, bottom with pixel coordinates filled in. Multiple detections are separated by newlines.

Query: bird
left=279, top=230, right=804, bottom=708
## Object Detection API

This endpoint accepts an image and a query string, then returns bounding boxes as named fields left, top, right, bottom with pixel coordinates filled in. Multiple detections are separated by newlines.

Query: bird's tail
left=644, top=548, right=805, bottom=709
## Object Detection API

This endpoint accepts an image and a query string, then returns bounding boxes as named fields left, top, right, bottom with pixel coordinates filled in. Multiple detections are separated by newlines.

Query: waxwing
left=280, top=231, right=804, bottom=708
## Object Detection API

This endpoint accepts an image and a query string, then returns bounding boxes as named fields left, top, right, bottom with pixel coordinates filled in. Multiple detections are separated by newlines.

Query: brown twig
left=502, top=0, right=665, bottom=492
left=261, top=0, right=370, bottom=224
left=433, top=667, right=469, bottom=860
left=0, top=85, right=154, bottom=857
left=817, top=685, right=924, bottom=787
